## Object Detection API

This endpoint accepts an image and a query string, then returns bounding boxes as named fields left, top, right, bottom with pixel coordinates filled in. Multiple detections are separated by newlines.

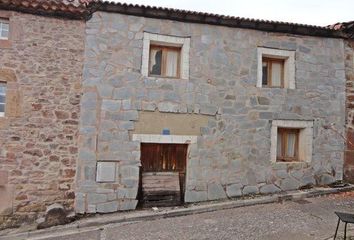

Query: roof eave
left=95, top=2, right=344, bottom=39
left=0, top=2, right=88, bottom=20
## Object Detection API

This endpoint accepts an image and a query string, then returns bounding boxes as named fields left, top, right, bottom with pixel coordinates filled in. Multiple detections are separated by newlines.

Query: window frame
left=276, top=128, right=300, bottom=162
left=270, top=120, right=313, bottom=164
left=141, top=32, right=190, bottom=80
left=262, top=57, right=285, bottom=88
left=148, top=45, right=181, bottom=79
left=0, top=18, right=9, bottom=40
left=0, top=81, right=6, bottom=117
left=257, top=47, right=295, bottom=89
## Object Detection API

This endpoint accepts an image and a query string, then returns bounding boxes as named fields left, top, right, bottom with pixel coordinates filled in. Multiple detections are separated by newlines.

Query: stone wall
left=0, top=11, right=84, bottom=228
left=345, top=39, right=354, bottom=182
left=77, top=11, right=346, bottom=213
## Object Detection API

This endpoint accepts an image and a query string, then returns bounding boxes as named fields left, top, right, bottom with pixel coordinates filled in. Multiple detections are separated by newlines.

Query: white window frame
left=0, top=19, right=9, bottom=40
left=142, top=32, right=190, bottom=80
left=270, top=120, right=313, bottom=163
left=0, top=82, right=6, bottom=117
left=257, top=47, right=295, bottom=89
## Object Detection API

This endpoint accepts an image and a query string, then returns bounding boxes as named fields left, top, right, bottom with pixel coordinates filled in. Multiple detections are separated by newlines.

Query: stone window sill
left=271, top=161, right=310, bottom=167
left=145, top=76, right=188, bottom=82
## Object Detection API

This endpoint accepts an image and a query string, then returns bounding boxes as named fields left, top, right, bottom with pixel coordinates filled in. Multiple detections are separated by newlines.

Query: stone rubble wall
left=77, top=11, right=346, bottom=213
left=0, top=11, right=85, bottom=228
left=345, top=39, right=354, bottom=181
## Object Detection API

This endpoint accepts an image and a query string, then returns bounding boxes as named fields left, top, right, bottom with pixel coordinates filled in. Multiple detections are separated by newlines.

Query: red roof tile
left=0, top=0, right=91, bottom=19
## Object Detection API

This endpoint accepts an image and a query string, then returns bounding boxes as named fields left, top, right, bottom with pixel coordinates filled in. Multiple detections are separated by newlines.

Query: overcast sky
left=116, top=0, right=353, bottom=26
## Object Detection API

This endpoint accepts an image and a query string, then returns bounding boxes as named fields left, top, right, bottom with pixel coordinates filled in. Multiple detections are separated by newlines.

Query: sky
left=115, top=0, right=354, bottom=26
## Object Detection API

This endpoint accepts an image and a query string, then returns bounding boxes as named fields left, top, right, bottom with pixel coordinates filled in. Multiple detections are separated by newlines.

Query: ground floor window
left=277, top=128, right=300, bottom=162
left=271, top=120, right=313, bottom=163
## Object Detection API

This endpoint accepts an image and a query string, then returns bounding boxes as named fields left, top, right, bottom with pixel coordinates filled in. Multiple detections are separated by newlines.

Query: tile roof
left=92, top=1, right=344, bottom=38
left=329, top=21, right=354, bottom=38
left=0, top=0, right=92, bottom=19
left=0, top=0, right=352, bottom=39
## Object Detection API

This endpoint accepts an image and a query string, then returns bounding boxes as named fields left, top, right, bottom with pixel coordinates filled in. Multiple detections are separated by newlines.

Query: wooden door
left=141, top=143, right=187, bottom=173
left=140, top=143, right=188, bottom=205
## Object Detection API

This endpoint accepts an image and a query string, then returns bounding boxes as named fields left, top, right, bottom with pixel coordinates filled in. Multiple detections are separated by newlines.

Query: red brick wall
left=345, top=40, right=354, bottom=182
left=0, top=10, right=84, bottom=228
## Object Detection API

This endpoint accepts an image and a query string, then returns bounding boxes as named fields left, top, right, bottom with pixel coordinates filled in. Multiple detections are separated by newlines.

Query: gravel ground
left=102, top=192, right=354, bottom=240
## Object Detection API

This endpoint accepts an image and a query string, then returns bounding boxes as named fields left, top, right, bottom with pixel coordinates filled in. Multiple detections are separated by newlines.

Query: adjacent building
left=0, top=0, right=88, bottom=228
left=0, top=0, right=353, bottom=228
left=341, top=21, right=354, bottom=180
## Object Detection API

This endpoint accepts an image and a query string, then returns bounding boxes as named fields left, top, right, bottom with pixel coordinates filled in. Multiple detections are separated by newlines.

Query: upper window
left=142, top=32, right=190, bottom=80
left=262, top=58, right=285, bottom=88
left=0, top=19, right=9, bottom=40
left=0, top=82, right=6, bottom=117
left=277, top=128, right=299, bottom=162
left=149, top=45, right=181, bottom=78
left=257, top=47, right=295, bottom=89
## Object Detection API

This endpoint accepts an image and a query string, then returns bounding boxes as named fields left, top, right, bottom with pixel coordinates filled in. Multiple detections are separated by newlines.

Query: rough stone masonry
left=0, top=9, right=85, bottom=228
left=76, top=11, right=347, bottom=214
left=0, top=0, right=352, bottom=229
left=345, top=39, right=354, bottom=180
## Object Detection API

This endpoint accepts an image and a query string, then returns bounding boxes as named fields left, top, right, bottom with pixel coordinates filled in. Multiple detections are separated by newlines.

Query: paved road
left=98, top=192, right=354, bottom=240
left=6, top=192, right=354, bottom=240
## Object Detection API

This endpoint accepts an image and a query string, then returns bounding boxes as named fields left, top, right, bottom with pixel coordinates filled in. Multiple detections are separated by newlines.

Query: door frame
left=132, top=134, right=198, bottom=204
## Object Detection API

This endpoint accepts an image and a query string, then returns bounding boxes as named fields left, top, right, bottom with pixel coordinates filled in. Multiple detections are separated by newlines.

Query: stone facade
left=76, top=11, right=346, bottom=213
left=0, top=10, right=85, bottom=228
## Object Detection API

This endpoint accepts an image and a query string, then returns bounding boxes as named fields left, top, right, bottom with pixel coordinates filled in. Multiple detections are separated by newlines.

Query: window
left=262, top=58, right=285, bottom=88
left=142, top=32, right=190, bottom=79
left=149, top=45, right=181, bottom=78
left=271, top=120, right=313, bottom=164
left=257, top=47, right=295, bottom=89
left=0, top=19, right=9, bottom=40
left=0, top=82, right=6, bottom=117
left=277, top=128, right=299, bottom=162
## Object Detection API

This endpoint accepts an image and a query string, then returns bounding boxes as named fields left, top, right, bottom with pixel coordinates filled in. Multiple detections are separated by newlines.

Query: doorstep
left=1, top=185, right=354, bottom=240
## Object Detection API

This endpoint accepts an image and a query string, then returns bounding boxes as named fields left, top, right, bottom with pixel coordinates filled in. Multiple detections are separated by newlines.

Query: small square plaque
left=96, top=162, right=116, bottom=182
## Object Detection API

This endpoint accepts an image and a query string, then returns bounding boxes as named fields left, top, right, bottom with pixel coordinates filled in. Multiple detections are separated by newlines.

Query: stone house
left=76, top=2, right=352, bottom=214
left=0, top=0, right=354, bottom=228
left=0, top=0, right=89, bottom=228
